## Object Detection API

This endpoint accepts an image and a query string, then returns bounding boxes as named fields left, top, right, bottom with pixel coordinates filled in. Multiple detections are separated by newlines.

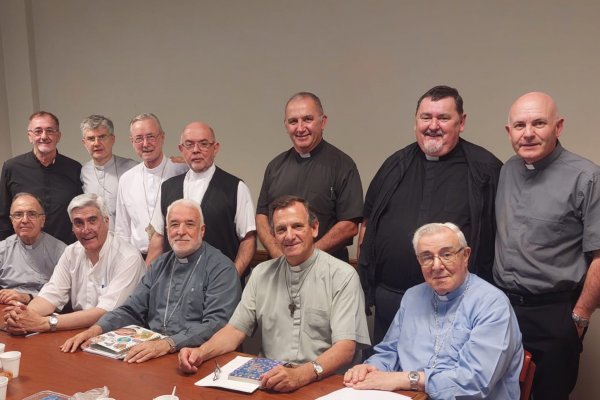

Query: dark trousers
left=512, top=299, right=583, bottom=400
left=373, top=284, right=405, bottom=344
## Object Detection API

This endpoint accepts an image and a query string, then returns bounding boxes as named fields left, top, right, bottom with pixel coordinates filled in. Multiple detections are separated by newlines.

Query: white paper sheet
left=194, top=355, right=261, bottom=393
left=316, top=387, right=412, bottom=400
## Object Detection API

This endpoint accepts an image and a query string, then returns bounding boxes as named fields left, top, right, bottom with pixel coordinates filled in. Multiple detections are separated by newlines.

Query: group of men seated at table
left=2, top=86, right=597, bottom=399
left=0, top=189, right=523, bottom=398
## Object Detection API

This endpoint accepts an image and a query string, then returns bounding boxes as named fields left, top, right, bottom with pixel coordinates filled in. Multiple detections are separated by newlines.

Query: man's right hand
left=60, top=325, right=102, bottom=353
left=178, top=347, right=204, bottom=373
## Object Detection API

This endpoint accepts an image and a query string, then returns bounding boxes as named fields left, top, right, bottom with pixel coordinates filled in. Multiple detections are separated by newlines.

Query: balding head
left=178, top=121, right=220, bottom=173
left=506, top=91, right=564, bottom=164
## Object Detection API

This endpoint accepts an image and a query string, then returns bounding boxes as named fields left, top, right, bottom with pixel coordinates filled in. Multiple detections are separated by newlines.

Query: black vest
left=160, top=167, right=241, bottom=261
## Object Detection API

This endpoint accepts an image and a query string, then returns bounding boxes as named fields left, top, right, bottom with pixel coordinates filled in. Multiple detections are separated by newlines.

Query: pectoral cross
left=145, top=223, right=156, bottom=241
left=288, top=303, right=296, bottom=317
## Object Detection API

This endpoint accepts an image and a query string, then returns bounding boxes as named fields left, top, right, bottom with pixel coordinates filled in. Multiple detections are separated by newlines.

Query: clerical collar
left=20, top=232, right=44, bottom=250
left=287, top=249, right=319, bottom=272
left=175, top=243, right=205, bottom=265
left=94, top=155, right=115, bottom=169
left=143, top=154, right=166, bottom=173
left=523, top=141, right=563, bottom=171
left=294, top=140, right=325, bottom=160
left=186, top=163, right=215, bottom=181
left=420, top=140, right=463, bottom=162
left=434, top=273, right=471, bottom=302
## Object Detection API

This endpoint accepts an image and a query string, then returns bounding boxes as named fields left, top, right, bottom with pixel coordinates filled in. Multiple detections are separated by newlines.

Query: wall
left=1, top=1, right=599, bottom=397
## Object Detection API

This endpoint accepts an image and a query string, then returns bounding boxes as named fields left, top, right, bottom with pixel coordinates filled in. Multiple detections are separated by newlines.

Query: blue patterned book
left=228, top=357, right=284, bottom=383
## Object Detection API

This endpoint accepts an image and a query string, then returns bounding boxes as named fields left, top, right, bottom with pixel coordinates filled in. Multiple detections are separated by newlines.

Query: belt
left=503, top=289, right=580, bottom=307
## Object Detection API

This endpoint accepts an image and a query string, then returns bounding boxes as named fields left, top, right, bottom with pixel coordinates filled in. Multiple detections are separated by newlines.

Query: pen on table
left=25, top=332, right=40, bottom=338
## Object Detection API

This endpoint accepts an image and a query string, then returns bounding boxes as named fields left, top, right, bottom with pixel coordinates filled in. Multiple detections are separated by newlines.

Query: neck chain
left=162, top=254, right=202, bottom=335
left=142, top=160, right=166, bottom=240
left=429, top=274, right=471, bottom=368
left=93, top=158, right=119, bottom=198
left=284, top=260, right=315, bottom=317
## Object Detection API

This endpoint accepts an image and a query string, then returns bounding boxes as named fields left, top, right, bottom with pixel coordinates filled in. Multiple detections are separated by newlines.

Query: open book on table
left=83, top=325, right=165, bottom=359
left=195, top=355, right=284, bottom=393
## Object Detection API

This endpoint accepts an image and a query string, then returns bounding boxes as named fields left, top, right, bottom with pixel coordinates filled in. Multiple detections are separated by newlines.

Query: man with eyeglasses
left=345, top=222, right=522, bottom=399
left=115, top=113, right=188, bottom=264
left=80, top=115, right=137, bottom=231
left=3, top=193, right=145, bottom=334
left=147, top=121, right=256, bottom=278
left=358, top=86, right=502, bottom=344
left=256, top=92, right=363, bottom=264
left=0, top=111, right=83, bottom=244
left=0, top=193, right=66, bottom=304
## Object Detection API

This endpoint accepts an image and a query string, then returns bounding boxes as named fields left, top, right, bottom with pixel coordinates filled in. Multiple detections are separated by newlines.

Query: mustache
left=424, top=130, right=443, bottom=137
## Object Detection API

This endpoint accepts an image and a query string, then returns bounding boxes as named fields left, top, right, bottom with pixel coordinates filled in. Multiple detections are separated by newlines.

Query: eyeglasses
left=28, top=128, right=59, bottom=136
left=180, top=140, right=215, bottom=151
left=84, top=134, right=113, bottom=143
left=132, top=134, right=160, bottom=144
left=416, top=247, right=464, bottom=267
left=10, top=211, right=44, bottom=220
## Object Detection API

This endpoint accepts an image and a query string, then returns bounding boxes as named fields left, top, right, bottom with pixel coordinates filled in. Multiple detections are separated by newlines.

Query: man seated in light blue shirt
left=344, top=222, right=523, bottom=399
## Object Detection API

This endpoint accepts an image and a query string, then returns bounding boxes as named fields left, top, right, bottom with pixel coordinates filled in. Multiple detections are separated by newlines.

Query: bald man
left=493, top=92, right=600, bottom=399
left=148, top=121, right=256, bottom=277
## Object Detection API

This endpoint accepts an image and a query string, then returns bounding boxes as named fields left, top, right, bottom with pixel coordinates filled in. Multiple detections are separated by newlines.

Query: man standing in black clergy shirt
left=358, top=86, right=502, bottom=344
left=256, top=92, right=364, bottom=263
left=0, top=111, right=82, bottom=244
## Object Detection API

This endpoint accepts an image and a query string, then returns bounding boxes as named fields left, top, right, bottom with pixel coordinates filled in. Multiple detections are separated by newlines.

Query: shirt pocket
left=303, top=307, right=331, bottom=342
left=447, top=328, right=471, bottom=361
left=183, top=286, right=205, bottom=320
left=526, top=217, right=564, bottom=247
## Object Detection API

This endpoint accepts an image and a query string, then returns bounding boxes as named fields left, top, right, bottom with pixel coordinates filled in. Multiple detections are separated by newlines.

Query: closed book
left=83, top=325, right=164, bottom=359
left=228, top=357, right=284, bottom=384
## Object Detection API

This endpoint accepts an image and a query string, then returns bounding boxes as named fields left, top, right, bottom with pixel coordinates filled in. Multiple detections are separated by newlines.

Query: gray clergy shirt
left=229, top=249, right=370, bottom=364
left=96, top=241, right=241, bottom=349
left=81, top=155, right=137, bottom=231
left=0, top=232, right=66, bottom=294
left=494, top=142, right=600, bottom=294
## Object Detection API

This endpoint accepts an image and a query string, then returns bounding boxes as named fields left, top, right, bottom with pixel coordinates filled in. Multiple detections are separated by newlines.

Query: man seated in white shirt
left=2, top=193, right=146, bottom=334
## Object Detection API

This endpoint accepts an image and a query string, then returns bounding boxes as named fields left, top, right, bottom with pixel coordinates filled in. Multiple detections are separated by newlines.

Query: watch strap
left=164, top=337, right=177, bottom=353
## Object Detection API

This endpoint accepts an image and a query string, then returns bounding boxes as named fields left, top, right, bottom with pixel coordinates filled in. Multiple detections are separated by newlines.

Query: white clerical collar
left=143, top=154, right=167, bottom=173
left=425, top=154, right=440, bottom=161
left=287, top=249, right=319, bottom=272
left=94, top=156, right=115, bottom=170
left=186, top=163, right=216, bottom=182
left=177, top=257, right=189, bottom=264
left=525, top=163, right=535, bottom=170
left=299, top=152, right=311, bottom=158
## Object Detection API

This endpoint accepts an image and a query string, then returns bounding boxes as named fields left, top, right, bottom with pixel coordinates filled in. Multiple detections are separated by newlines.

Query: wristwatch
left=408, top=370, right=419, bottom=391
left=48, top=313, right=59, bottom=332
left=572, top=312, right=590, bottom=328
left=311, top=361, right=324, bottom=380
left=164, top=337, right=177, bottom=353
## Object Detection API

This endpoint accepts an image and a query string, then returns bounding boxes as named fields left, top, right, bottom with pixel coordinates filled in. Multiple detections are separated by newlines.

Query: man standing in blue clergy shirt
left=345, top=223, right=522, bottom=399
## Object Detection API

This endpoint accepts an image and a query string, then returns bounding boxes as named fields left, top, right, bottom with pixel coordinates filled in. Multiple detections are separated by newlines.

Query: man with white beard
left=357, top=85, right=502, bottom=344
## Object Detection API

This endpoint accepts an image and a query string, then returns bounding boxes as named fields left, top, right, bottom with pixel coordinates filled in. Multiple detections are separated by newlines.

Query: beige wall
left=1, top=1, right=599, bottom=397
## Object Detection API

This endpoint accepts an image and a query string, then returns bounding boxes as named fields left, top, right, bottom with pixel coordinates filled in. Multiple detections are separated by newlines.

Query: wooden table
left=0, top=329, right=426, bottom=399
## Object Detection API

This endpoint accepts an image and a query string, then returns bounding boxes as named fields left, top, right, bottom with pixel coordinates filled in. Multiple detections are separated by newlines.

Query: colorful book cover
left=83, top=325, right=164, bottom=359
left=228, top=357, right=284, bottom=384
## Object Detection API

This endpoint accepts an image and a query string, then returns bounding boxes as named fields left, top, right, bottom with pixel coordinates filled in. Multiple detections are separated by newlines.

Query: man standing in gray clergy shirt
left=60, top=199, right=241, bottom=364
left=179, top=195, right=370, bottom=393
left=115, top=113, right=188, bottom=264
left=494, top=92, right=600, bottom=399
left=0, top=193, right=66, bottom=304
left=80, top=115, right=137, bottom=231
left=256, top=92, right=363, bottom=263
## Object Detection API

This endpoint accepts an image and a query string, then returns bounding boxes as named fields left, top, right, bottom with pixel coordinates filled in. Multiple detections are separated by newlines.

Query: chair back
left=519, top=350, right=536, bottom=400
